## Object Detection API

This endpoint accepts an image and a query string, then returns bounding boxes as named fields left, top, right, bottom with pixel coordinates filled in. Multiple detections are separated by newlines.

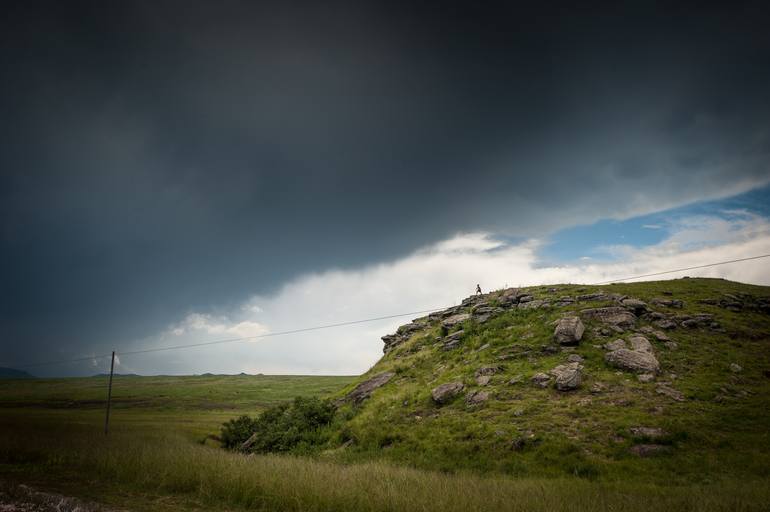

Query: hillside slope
left=328, top=278, right=770, bottom=483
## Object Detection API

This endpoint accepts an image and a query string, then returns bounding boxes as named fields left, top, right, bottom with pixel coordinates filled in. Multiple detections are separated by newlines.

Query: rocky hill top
left=328, top=278, right=770, bottom=481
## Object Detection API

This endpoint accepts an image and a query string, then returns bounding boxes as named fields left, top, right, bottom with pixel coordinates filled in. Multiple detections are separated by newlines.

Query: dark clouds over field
left=1, top=1, right=769, bottom=371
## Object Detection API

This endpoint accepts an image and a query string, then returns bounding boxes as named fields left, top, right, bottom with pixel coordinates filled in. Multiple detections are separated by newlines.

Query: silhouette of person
left=476, top=284, right=482, bottom=295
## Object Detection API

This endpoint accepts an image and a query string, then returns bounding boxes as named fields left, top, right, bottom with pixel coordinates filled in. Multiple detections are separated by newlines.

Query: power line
left=590, top=253, right=770, bottom=285
left=5, top=253, right=770, bottom=370
left=8, top=307, right=448, bottom=369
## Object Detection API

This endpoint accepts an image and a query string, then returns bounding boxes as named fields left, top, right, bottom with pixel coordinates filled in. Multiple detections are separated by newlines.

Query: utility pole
left=104, top=351, right=115, bottom=435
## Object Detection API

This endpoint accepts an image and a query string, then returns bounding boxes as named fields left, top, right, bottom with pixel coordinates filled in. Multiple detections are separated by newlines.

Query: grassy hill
left=318, top=278, right=770, bottom=483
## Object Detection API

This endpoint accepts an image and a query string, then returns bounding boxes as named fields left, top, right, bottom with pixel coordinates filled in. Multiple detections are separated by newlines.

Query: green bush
left=220, top=414, right=259, bottom=449
left=221, top=396, right=336, bottom=454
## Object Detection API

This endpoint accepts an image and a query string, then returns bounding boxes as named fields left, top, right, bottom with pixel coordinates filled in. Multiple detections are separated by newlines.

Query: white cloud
left=125, top=215, right=770, bottom=376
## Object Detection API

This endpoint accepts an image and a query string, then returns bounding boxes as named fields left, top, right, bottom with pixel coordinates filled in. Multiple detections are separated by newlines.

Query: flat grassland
left=0, top=374, right=767, bottom=511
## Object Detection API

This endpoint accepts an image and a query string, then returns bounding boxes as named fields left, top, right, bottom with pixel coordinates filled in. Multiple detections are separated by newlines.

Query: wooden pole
left=104, top=351, right=115, bottom=435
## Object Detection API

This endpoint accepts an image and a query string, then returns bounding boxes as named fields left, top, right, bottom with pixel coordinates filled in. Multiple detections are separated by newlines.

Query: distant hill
left=0, top=367, right=36, bottom=379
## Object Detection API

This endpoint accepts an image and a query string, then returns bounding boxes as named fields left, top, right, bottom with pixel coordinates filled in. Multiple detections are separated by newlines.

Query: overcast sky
left=1, top=1, right=769, bottom=376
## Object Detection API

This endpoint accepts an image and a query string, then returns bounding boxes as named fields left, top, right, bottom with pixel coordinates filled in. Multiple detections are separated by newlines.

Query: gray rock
left=441, top=339, right=462, bottom=351
left=442, top=313, right=471, bottom=329
left=630, top=444, right=670, bottom=457
left=476, top=375, right=491, bottom=386
left=664, top=341, right=678, bottom=351
left=577, top=292, right=608, bottom=301
left=343, top=372, right=395, bottom=404
left=445, top=330, right=464, bottom=342
left=531, top=372, right=551, bottom=388
left=628, top=335, right=654, bottom=354
left=621, top=298, right=648, bottom=314
left=518, top=299, right=548, bottom=309
left=475, top=366, right=501, bottom=377
left=656, top=383, right=685, bottom=401
left=605, top=349, right=660, bottom=373
left=567, top=354, right=584, bottom=363
left=638, top=326, right=670, bottom=342
left=580, top=307, right=637, bottom=329
left=550, top=362, right=582, bottom=391
left=397, top=322, right=422, bottom=335
left=630, top=427, right=667, bottom=439
left=655, top=319, right=677, bottom=330
left=553, top=317, right=585, bottom=345
left=604, top=339, right=627, bottom=351
left=730, top=363, right=743, bottom=373
left=431, top=381, right=465, bottom=404
left=637, top=373, right=656, bottom=383
left=466, top=390, right=490, bottom=405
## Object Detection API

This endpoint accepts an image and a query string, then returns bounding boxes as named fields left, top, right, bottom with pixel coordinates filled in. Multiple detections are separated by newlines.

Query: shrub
left=220, top=414, right=259, bottom=449
left=221, top=397, right=337, bottom=454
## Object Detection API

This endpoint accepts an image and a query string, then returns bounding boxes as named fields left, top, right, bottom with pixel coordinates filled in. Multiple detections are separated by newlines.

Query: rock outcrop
left=580, top=307, right=637, bottom=330
left=553, top=317, right=584, bottom=345
left=431, top=381, right=464, bottom=404
left=341, top=372, right=395, bottom=404
left=605, top=348, right=660, bottom=373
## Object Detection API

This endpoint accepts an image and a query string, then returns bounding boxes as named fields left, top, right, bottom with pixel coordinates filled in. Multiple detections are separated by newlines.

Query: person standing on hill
left=476, top=284, right=482, bottom=295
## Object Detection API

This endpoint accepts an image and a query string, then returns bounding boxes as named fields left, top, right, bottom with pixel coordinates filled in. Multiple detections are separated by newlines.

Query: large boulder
left=605, top=349, right=660, bottom=373
left=431, top=381, right=465, bottom=404
left=620, top=298, right=648, bottom=314
left=628, top=335, right=654, bottom=354
left=550, top=362, right=582, bottom=391
left=580, top=307, right=637, bottom=329
left=553, top=317, right=585, bottom=345
left=442, top=313, right=470, bottom=329
left=343, top=372, right=395, bottom=404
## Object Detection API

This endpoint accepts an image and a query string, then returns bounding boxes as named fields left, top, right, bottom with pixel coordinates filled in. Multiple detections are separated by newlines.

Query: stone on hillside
left=466, top=390, right=490, bottom=405
left=655, top=319, right=677, bottom=330
left=604, top=339, right=627, bottom=351
left=577, top=292, right=608, bottom=301
left=344, top=372, right=395, bottom=404
left=637, top=373, right=656, bottom=383
left=580, top=307, right=637, bottom=329
left=445, top=330, right=464, bottom=342
left=550, top=362, right=582, bottom=391
left=518, top=295, right=534, bottom=303
left=442, top=338, right=462, bottom=351
left=476, top=375, right=491, bottom=386
left=664, top=341, right=678, bottom=350
left=651, top=298, right=684, bottom=308
left=475, top=366, right=501, bottom=377
left=442, top=313, right=470, bottom=329
left=396, top=322, right=422, bottom=335
left=656, top=383, right=684, bottom=401
left=630, top=444, right=670, bottom=457
left=567, top=354, right=584, bottom=363
left=605, top=349, right=660, bottom=373
left=519, top=299, right=548, bottom=309
left=621, top=298, right=648, bottom=314
left=531, top=372, right=551, bottom=388
left=553, top=317, right=585, bottom=345
left=630, top=426, right=667, bottom=439
left=639, top=326, right=670, bottom=342
left=730, top=363, right=743, bottom=373
left=431, top=381, right=465, bottom=404
left=628, top=335, right=654, bottom=354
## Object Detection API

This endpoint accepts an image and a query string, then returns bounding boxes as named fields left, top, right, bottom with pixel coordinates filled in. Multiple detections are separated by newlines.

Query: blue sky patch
left=537, top=183, right=770, bottom=265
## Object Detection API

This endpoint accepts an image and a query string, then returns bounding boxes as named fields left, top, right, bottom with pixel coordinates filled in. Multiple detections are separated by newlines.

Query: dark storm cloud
left=1, top=1, right=769, bottom=369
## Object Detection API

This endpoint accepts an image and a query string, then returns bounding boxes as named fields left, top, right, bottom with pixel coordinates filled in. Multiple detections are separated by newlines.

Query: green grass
left=1, top=413, right=768, bottom=512
left=0, top=278, right=769, bottom=510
